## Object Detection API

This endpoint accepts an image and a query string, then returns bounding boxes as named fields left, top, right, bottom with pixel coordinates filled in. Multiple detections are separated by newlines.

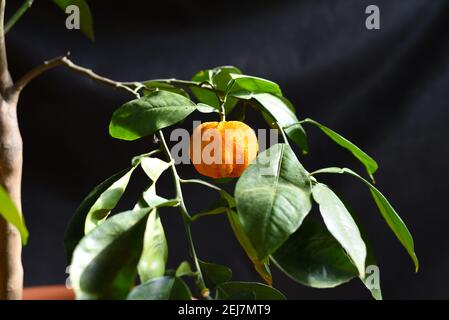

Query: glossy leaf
left=303, top=118, right=378, bottom=179
left=52, top=0, right=94, bottom=41
left=312, top=183, right=367, bottom=277
left=198, top=260, right=232, bottom=287
left=0, top=185, right=28, bottom=244
left=109, top=91, right=196, bottom=141
left=71, top=208, right=150, bottom=299
left=312, top=167, right=418, bottom=271
left=216, top=282, right=285, bottom=300
left=232, top=92, right=308, bottom=153
left=227, top=74, right=282, bottom=96
left=191, top=66, right=241, bottom=113
left=143, top=81, right=189, bottom=98
left=272, top=217, right=358, bottom=288
left=196, top=103, right=218, bottom=114
left=83, top=168, right=135, bottom=234
left=137, top=209, right=168, bottom=283
left=64, top=168, right=132, bottom=263
left=235, top=143, right=312, bottom=259
left=127, top=276, right=191, bottom=300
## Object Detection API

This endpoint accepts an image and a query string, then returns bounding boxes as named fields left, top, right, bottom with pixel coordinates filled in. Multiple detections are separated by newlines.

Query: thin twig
left=12, top=53, right=139, bottom=97
left=4, top=0, right=34, bottom=34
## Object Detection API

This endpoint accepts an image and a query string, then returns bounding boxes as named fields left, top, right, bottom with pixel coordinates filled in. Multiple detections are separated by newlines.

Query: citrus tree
left=63, top=66, right=418, bottom=300
left=0, top=0, right=418, bottom=300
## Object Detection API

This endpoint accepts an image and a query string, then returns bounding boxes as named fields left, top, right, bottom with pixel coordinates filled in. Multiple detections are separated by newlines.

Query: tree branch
left=12, top=53, right=139, bottom=98
left=0, top=0, right=13, bottom=95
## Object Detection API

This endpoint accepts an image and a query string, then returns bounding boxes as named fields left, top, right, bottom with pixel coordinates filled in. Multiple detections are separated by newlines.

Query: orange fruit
left=189, top=121, right=259, bottom=178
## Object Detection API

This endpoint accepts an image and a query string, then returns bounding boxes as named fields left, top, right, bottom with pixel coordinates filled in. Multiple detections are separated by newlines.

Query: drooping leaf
left=312, top=183, right=367, bottom=277
left=64, top=168, right=133, bottom=263
left=216, top=282, right=285, bottom=300
left=127, top=276, right=191, bottom=300
left=232, top=92, right=308, bottom=153
left=235, top=143, right=312, bottom=260
left=52, top=0, right=94, bottom=41
left=83, top=167, right=135, bottom=234
left=109, top=91, right=196, bottom=141
left=198, top=260, right=232, bottom=287
left=311, top=167, right=418, bottom=271
left=345, top=203, right=382, bottom=300
left=70, top=208, right=150, bottom=299
left=137, top=209, right=168, bottom=283
left=272, top=217, right=358, bottom=288
left=0, top=185, right=28, bottom=244
left=303, top=119, right=378, bottom=179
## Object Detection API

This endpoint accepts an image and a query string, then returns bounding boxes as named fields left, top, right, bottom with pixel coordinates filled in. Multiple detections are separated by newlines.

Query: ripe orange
left=189, top=121, right=259, bottom=178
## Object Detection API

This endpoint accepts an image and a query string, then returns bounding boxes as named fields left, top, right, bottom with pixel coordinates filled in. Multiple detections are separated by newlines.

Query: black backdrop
left=5, top=0, right=449, bottom=299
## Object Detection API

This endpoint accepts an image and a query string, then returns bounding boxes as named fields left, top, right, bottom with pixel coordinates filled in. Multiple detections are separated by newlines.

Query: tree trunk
left=0, top=94, right=23, bottom=300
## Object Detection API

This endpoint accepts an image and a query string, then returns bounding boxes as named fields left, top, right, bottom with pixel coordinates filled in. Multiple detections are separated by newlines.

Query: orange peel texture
left=189, top=121, right=259, bottom=179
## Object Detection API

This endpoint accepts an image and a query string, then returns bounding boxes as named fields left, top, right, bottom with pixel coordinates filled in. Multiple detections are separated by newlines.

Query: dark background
left=4, top=0, right=449, bottom=299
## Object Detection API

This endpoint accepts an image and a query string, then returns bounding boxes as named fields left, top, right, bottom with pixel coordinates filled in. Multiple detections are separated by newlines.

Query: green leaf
left=191, top=66, right=241, bottom=113
left=137, top=209, right=168, bottom=283
left=196, top=103, right=218, bottom=114
left=303, top=118, right=378, bottom=179
left=64, top=168, right=132, bottom=263
left=127, top=276, right=191, bottom=300
left=198, top=260, right=232, bottom=287
left=346, top=204, right=382, bottom=300
left=71, top=208, right=150, bottom=299
left=141, top=184, right=179, bottom=209
left=143, top=81, right=189, bottom=98
left=226, top=209, right=272, bottom=285
left=140, top=157, right=171, bottom=182
left=232, top=92, right=308, bottom=153
left=175, top=261, right=195, bottom=277
left=109, top=91, right=196, bottom=141
left=52, top=0, right=94, bottom=41
left=284, top=123, right=309, bottom=155
left=312, top=183, right=367, bottom=277
left=212, top=66, right=242, bottom=90
left=0, top=185, right=28, bottom=245
left=235, top=143, right=312, bottom=260
left=84, top=167, right=135, bottom=234
left=311, top=167, right=418, bottom=271
left=227, top=74, right=282, bottom=96
left=272, top=217, right=358, bottom=288
left=216, top=282, right=285, bottom=300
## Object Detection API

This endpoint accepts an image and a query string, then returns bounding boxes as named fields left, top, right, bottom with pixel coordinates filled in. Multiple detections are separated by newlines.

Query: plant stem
left=157, top=131, right=210, bottom=299
left=4, top=0, right=33, bottom=34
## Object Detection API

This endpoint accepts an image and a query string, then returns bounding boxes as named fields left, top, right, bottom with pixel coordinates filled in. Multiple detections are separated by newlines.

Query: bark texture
left=0, top=95, right=23, bottom=300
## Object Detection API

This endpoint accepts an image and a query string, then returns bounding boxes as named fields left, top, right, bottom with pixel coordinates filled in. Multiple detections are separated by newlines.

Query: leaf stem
left=275, top=122, right=290, bottom=147
left=156, top=131, right=210, bottom=299
left=4, top=0, right=33, bottom=34
left=179, top=178, right=221, bottom=191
